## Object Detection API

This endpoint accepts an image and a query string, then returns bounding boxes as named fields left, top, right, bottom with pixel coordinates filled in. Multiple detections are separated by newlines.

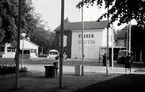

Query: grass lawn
left=0, top=73, right=120, bottom=92
left=0, top=58, right=15, bottom=65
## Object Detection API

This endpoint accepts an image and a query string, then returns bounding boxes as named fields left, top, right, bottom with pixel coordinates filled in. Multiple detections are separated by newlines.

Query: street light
left=21, top=33, right=26, bottom=68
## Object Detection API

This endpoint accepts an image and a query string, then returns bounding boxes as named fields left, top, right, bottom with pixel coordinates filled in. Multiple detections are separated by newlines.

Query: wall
left=102, top=28, right=115, bottom=47
left=116, top=39, right=125, bottom=47
left=20, top=39, right=38, bottom=58
left=3, top=43, right=15, bottom=58
left=55, top=31, right=72, bottom=58
left=55, top=28, right=115, bottom=60
left=0, top=40, right=38, bottom=58
left=71, top=29, right=103, bottom=59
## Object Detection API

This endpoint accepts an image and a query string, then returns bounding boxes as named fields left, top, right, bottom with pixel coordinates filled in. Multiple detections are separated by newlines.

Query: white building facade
left=0, top=39, right=39, bottom=58
left=55, top=20, right=115, bottom=60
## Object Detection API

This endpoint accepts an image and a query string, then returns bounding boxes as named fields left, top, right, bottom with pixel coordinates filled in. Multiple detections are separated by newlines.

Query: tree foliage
left=77, top=0, right=145, bottom=27
left=0, top=0, right=39, bottom=43
left=30, top=26, right=55, bottom=54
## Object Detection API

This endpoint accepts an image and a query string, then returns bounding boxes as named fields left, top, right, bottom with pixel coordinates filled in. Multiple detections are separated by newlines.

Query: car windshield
left=118, top=50, right=132, bottom=56
left=49, top=52, right=58, bottom=55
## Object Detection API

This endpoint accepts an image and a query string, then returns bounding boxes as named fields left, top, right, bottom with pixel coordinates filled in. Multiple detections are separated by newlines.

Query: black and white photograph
left=0, top=0, right=145, bottom=92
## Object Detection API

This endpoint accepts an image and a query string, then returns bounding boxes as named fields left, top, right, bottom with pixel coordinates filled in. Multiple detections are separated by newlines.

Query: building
left=54, top=20, right=116, bottom=60
left=116, top=25, right=144, bottom=62
left=0, top=38, right=39, bottom=58
left=116, top=26, right=127, bottom=47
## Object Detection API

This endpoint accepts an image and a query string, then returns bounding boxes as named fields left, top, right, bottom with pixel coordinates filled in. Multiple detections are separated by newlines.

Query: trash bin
left=75, top=65, right=82, bottom=76
left=44, top=66, right=56, bottom=78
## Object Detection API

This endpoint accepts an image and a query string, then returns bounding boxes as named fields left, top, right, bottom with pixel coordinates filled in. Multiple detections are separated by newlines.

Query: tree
left=77, top=0, right=145, bottom=62
left=30, top=26, right=55, bottom=54
left=77, top=0, right=145, bottom=27
left=0, top=0, right=39, bottom=44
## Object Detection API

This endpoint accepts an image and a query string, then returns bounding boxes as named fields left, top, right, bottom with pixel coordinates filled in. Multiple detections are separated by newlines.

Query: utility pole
left=59, top=0, right=65, bottom=88
left=15, top=0, right=21, bottom=88
left=81, top=0, right=84, bottom=76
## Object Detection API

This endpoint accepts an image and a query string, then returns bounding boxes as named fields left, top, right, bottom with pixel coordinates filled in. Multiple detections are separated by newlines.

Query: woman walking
left=124, top=54, right=132, bottom=74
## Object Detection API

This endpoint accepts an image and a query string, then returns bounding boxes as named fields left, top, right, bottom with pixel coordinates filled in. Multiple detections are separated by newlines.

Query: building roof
left=54, top=20, right=109, bottom=31
left=23, top=38, right=39, bottom=47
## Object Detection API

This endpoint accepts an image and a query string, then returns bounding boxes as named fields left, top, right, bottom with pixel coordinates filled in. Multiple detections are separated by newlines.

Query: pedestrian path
left=24, top=64, right=145, bottom=77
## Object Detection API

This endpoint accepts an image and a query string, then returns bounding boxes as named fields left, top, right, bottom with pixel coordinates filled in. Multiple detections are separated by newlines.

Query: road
left=1, top=58, right=145, bottom=75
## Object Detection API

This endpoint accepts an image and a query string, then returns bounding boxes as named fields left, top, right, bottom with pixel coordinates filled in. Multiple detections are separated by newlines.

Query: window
left=24, top=50, right=30, bottom=54
left=30, top=49, right=36, bottom=53
left=19, top=50, right=30, bottom=54
left=49, top=52, right=58, bottom=55
left=7, top=47, right=15, bottom=52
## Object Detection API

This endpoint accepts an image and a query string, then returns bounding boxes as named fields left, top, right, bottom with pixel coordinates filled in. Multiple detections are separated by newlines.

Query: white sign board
left=59, top=35, right=67, bottom=47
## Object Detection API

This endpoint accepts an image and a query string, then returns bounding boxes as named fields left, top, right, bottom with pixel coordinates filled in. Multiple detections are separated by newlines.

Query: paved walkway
left=24, top=63, right=145, bottom=77
left=1, top=59, right=145, bottom=92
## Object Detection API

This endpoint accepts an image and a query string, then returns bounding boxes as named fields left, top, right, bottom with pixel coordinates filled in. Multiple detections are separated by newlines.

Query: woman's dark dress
left=124, top=56, right=131, bottom=68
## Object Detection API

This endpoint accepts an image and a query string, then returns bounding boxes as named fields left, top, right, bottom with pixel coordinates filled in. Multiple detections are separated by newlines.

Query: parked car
left=47, top=50, right=67, bottom=62
left=117, top=50, right=134, bottom=64
left=47, top=49, right=59, bottom=60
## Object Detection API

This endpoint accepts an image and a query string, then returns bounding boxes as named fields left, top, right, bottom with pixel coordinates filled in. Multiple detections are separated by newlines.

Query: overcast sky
left=32, top=0, right=108, bottom=30
left=32, top=0, right=127, bottom=31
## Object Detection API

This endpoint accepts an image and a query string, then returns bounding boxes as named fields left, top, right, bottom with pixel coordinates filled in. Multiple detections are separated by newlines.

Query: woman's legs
left=129, top=68, right=132, bottom=74
left=125, top=68, right=132, bottom=74
left=125, top=68, right=127, bottom=74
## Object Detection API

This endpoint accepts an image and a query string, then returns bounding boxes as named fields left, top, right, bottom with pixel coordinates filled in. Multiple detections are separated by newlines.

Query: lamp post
left=21, top=33, right=26, bottom=68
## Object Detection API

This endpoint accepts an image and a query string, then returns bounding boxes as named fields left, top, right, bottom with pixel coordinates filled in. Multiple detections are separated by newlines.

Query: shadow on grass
left=73, top=74, right=145, bottom=92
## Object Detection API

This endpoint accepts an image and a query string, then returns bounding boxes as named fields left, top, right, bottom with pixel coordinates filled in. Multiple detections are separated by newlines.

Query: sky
left=32, top=0, right=126, bottom=31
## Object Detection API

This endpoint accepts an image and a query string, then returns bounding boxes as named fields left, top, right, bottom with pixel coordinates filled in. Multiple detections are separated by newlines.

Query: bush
left=0, top=65, right=28, bottom=75
left=19, top=67, right=28, bottom=72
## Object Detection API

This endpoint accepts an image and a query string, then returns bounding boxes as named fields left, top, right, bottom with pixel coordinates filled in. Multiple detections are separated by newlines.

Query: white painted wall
left=20, top=39, right=39, bottom=58
left=3, top=43, right=15, bottom=58
left=0, top=39, right=39, bottom=58
left=71, top=29, right=103, bottom=59
left=102, top=28, right=115, bottom=47
left=71, top=27, right=115, bottom=59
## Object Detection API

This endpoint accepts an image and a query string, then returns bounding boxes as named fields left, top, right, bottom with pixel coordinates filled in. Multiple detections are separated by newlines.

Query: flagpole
left=81, top=0, right=84, bottom=76
left=59, top=0, right=65, bottom=88
left=15, top=0, right=21, bottom=88
left=106, top=1, right=109, bottom=76
left=129, top=21, right=131, bottom=53
left=111, top=35, right=114, bottom=69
